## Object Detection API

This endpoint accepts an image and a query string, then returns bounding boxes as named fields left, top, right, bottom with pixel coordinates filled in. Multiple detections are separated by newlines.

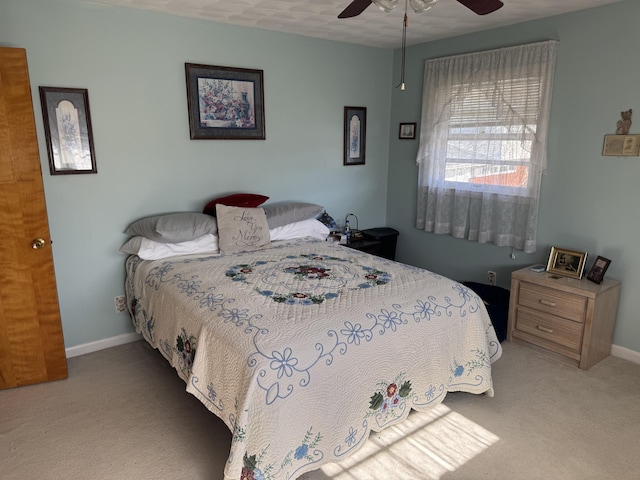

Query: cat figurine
left=616, top=109, right=632, bottom=135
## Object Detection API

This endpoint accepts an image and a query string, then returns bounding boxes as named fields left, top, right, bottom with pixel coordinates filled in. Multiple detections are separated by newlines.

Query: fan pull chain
left=396, top=2, right=408, bottom=90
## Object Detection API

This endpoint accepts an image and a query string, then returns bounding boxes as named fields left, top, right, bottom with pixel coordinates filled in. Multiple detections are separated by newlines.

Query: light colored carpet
left=1, top=340, right=639, bottom=480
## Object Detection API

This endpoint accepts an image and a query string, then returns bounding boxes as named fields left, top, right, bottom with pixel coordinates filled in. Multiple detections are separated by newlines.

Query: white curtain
left=415, top=41, right=558, bottom=253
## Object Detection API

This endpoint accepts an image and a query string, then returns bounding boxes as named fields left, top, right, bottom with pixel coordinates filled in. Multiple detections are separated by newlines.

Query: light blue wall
left=3, top=0, right=639, bottom=355
left=0, top=0, right=392, bottom=348
left=387, top=0, right=640, bottom=352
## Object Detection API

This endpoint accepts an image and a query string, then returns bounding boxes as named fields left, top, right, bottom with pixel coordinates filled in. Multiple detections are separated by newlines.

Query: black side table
left=346, top=227, right=399, bottom=260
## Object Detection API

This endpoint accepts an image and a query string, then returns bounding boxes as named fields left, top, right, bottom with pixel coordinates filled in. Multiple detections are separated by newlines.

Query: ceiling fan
left=338, top=0, right=504, bottom=19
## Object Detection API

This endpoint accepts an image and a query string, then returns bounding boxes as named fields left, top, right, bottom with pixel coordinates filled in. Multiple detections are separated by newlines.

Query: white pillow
left=269, top=218, right=330, bottom=241
left=119, top=234, right=219, bottom=260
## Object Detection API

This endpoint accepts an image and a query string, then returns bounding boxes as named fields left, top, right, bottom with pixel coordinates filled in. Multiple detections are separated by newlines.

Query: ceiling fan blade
left=456, top=0, right=504, bottom=15
left=338, top=0, right=373, bottom=18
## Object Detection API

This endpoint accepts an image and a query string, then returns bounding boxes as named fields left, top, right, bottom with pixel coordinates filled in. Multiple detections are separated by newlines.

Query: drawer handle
left=537, top=325, right=554, bottom=334
left=539, top=299, right=556, bottom=307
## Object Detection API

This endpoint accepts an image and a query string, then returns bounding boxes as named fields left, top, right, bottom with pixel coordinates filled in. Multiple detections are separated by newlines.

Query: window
left=443, top=78, right=539, bottom=192
left=415, top=41, right=558, bottom=253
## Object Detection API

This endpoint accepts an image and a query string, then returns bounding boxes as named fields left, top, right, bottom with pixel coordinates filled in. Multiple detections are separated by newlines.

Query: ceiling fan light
left=409, top=0, right=438, bottom=13
left=371, top=0, right=398, bottom=13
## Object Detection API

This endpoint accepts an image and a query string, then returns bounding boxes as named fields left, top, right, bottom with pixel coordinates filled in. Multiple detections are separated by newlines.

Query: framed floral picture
left=185, top=63, right=265, bottom=140
left=39, top=87, right=97, bottom=175
left=344, top=106, right=366, bottom=166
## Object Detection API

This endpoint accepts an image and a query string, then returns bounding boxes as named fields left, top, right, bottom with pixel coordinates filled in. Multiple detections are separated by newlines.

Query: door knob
left=32, top=238, right=46, bottom=249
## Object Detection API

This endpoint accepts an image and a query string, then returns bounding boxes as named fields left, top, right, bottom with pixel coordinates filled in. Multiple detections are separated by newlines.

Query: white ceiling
left=88, top=0, right=623, bottom=48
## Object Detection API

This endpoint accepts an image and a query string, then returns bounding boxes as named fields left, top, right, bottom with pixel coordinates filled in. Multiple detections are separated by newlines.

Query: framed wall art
left=185, top=63, right=265, bottom=140
left=399, top=122, right=416, bottom=139
left=344, top=106, right=366, bottom=166
left=39, top=87, right=97, bottom=175
left=602, top=134, right=640, bottom=156
left=586, top=256, right=611, bottom=284
left=546, top=246, right=588, bottom=279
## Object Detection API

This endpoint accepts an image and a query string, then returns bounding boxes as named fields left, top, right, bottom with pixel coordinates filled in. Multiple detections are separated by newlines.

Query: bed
left=122, top=203, right=501, bottom=480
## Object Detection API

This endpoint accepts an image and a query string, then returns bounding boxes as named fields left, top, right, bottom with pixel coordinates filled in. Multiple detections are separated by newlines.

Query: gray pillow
left=216, top=204, right=270, bottom=254
left=263, top=202, right=323, bottom=229
left=124, top=212, right=218, bottom=243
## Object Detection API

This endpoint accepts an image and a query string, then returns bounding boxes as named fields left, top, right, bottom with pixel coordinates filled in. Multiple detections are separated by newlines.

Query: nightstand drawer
left=516, top=306, right=583, bottom=352
left=345, top=239, right=381, bottom=256
left=519, top=282, right=586, bottom=323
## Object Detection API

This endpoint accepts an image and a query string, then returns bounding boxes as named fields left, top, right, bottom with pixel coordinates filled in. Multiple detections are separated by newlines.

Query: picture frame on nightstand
left=586, top=256, right=611, bottom=284
left=546, top=246, right=588, bottom=279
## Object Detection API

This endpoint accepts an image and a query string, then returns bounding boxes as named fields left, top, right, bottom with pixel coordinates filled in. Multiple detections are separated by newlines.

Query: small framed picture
left=399, top=122, right=416, bottom=139
left=586, top=256, right=611, bottom=284
left=546, top=246, right=588, bottom=279
left=344, top=106, right=366, bottom=166
left=185, top=63, right=265, bottom=140
left=39, top=87, right=97, bottom=175
left=602, top=134, right=640, bottom=156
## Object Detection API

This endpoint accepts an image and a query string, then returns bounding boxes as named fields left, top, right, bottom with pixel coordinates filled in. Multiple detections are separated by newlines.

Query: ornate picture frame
left=546, top=246, right=588, bottom=279
left=39, top=87, right=97, bottom=175
left=185, top=63, right=265, bottom=140
left=344, top=106, right=366, bottom=166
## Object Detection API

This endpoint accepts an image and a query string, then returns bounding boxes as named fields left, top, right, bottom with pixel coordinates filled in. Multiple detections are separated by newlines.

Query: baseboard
left=65, top=332, right=142, bottom=358
left=611, top=344, right=640, bottom=365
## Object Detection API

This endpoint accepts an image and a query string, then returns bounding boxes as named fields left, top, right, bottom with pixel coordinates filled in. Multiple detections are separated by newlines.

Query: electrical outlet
left=114, top=295, right=127, bottom=313
left=487, top=271, right=497, bottom=286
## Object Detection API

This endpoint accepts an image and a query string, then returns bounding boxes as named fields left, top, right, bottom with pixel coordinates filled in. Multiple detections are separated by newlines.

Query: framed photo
left=602, top=134, right=640, bottom=156
left=185, top=63, right=265, bottom=140
left=399, top=122, right=416, bottom=139
left=344, top=106, right=366, bottom=166
left=39, top=87, right=97, bottom=175
left=586, top=256, right=611, bottom=284
left=546, top=246, right=588, bottom=279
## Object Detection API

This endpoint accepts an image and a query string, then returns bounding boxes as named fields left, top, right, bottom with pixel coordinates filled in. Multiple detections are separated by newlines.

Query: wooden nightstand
left=507, top=267, right=620, bottom=369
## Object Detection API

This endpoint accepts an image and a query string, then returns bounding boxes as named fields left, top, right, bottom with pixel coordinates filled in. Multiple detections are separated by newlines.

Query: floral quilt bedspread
left=125, top=238, right=502, bottom=480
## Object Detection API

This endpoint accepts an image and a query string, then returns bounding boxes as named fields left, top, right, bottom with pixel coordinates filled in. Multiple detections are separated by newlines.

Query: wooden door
left=0, top=47, right=68, bottom=388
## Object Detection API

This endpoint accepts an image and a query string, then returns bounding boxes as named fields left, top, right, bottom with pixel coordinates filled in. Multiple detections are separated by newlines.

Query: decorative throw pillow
left=216, top=204, right=271, bottom=254
left=262, top=202, right=324, bottom=229
left=203, top=193, right=269, bottom=216
left=124, top=212, right=217, bottom=243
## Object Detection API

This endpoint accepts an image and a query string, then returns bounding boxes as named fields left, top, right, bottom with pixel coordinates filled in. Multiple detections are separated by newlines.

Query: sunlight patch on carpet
left=320, top=404, right=499, bottom=479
